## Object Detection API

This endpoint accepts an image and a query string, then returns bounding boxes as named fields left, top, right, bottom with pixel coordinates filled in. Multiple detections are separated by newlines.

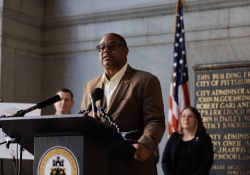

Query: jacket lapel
left=106, top=65, right=133, bottom=115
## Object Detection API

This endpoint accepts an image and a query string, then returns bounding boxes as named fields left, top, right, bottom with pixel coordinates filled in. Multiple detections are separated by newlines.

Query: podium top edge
left=0, top=114, right=86, bottom=121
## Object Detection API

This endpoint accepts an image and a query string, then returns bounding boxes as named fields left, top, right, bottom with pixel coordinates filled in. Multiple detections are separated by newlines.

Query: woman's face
left=180, top=108, right=196, bottom=130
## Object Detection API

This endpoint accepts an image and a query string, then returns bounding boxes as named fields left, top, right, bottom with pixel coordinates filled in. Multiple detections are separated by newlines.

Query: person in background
left=161, top=106, right=214, bottom=175
left=54, top=88, right=74, bottom=115
left=80, top=33, right=165, bottom=175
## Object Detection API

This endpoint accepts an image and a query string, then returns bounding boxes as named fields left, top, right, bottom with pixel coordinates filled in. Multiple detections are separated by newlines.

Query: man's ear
left=125, top=47, right=129, bottom=55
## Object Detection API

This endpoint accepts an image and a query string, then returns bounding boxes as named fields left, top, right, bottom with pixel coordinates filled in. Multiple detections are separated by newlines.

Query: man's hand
left=132, top=143, right=150, bottom=162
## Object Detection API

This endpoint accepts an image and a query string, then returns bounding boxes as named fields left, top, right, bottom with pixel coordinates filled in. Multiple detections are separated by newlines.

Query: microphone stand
left=79, top=102, right=99, bottom=120
left=78, top=103, right=92, bottom=115
left=91, top=101, right=99, bottom=119
left=0, top=99, right=4, bottom=174
left=97, top=106, right=121, bottom=135
left=0, top=155, right=3, bottom=175
left=97, top=106, right=138, bottom=143
left=0, top=136, right=23, bottom=175
left=18, top=146, right=23, bottom=175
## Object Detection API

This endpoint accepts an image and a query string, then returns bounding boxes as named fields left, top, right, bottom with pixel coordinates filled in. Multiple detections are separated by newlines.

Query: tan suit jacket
left=81, top=64, right=165, bottom=175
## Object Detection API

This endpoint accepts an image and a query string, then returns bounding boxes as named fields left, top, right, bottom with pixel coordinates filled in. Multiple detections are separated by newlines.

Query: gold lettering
left=212, top=165, right=225, bottom=169
left=212, top=141, right=221, bottom=146
left=204, top=123, right=221, bottom=129
left=244, top=71, right=250, bottom=78
left=226, top=72, right=242, bottom=79
left=210, top=134, right=221, bottom=140
left=214, top=116, right=219, bottom=122
left=246, top=109, right=250, bottom=114
left=222, top=141, right=242, bottom=147
left=223, top=122, right=250, bottom=128
left=220, top=102, right=235, bottom=108
left=197, top=74, right=210, bottom=80
left=196, top=103, right=219, bottom=109
left=196, top=81, right=210, bottom=87
left=199, top=110, right=222, bottom=116
left=223, top=134, right=250, bottom=140
left=223, top=109, right=245, bottom=115
left=219, top=116, right=241, bottom=122
left=211, top=89, right=245, bottom=95
left=227, top=170, right=250, bottom=174
left=214, top=154, right=242, bottom=160
left=211, top=80, right=219, bottom=86
left=202, top=117, right=213, bottom=122
left=220, top=79, right=237, bottom=86
left=213, top=73, right=225, bottom=80
left=217, top=147, right=246, bottom=153
left=227, top=165, right=233, bottom=169
left=196, top=90, right=210, bottom=96
left=244, top=116, right=250, bottom=121
left=240, top=102, right=250, bottom=108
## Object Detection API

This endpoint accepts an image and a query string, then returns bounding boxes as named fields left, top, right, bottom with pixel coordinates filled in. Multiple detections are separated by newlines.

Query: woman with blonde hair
left=161, top=106, right=214, bottom=175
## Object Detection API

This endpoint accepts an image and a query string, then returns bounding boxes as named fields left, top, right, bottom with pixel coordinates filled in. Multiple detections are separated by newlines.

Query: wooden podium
left=0, top=114, right=122, bottom=175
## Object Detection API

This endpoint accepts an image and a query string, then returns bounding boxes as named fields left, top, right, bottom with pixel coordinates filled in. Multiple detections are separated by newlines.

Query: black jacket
left=161, top=132, right=214, bottom=175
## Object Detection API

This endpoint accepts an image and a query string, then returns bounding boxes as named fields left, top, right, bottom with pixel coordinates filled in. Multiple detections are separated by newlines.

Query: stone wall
left=1, top=0, right=44, bottom=103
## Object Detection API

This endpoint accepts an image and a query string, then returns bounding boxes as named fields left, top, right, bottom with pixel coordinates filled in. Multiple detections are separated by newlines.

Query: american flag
left=168, top=0, right=190, bottom=137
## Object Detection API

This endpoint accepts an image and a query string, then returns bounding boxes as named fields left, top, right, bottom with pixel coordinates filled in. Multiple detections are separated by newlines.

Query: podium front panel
left=34, top=134, right=108, bottom=175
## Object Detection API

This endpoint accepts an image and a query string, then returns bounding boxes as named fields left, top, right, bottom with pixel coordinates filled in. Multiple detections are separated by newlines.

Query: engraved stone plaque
left=194, top=62, right=250, bottom=175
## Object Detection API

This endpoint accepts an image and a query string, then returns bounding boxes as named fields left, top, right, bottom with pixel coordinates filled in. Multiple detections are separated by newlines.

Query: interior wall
left=0, top=0, right=44, bottom=103
left=0, top=1, right=44, bottom=174
left=42, top=1, right=250, bottom=174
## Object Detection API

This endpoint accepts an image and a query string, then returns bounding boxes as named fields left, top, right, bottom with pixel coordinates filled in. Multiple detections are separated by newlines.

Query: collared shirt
left=101, top=63, right=128, bottom=106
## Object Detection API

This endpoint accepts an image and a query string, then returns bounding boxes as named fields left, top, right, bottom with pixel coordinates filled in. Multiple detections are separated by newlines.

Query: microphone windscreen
left=37, top=95, right=60, bottom=109
left=91, top=88, right=103, bottom=101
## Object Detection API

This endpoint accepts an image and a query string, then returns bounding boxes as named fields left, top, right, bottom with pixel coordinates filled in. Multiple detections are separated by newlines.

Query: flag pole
left=174, top=0, right=184, bottom=34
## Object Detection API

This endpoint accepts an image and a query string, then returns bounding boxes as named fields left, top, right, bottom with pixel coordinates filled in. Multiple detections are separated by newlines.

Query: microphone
left=78, top=88, right=103, bottom=115
left=89, top=88, right=103, bottom=119
left=89, top=88, right=103, bottom=103
left=10, top=95, right=60, bottom=117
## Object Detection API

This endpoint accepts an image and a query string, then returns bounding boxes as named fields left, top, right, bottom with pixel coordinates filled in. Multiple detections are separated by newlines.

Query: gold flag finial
left=179, top=0, right=184, bottom=9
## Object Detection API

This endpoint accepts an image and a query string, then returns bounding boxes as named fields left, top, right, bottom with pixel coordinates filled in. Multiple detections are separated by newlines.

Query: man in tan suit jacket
left=81, top=33, right=165, bottom=175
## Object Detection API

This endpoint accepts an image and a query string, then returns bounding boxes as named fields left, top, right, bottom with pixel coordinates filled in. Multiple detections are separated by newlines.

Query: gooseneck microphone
left=9, top=95, right=61, bottom=117
left=89, top=88, right=103, bottom=103
left=78, top=88, right=103, bottom=116
left=78, top=88, right=103, bottom=119
left=78, top=103, right=92, bottom=115
left=89, top=88, right=103, bottom=119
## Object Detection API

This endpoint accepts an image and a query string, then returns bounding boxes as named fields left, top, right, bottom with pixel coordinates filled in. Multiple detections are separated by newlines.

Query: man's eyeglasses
left=96, top=42, right=126, bottom=52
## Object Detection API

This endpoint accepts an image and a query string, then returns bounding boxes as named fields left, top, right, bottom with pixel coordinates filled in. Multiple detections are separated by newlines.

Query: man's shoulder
left=87, top=75, right=102, bottom=84
left=83, top=75, right=103, bottom=92
left=130, top=67, right=157, bottom=79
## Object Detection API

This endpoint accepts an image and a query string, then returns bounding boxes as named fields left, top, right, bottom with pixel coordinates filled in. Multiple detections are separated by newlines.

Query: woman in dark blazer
left=161, top=106, right=214, bottom=175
